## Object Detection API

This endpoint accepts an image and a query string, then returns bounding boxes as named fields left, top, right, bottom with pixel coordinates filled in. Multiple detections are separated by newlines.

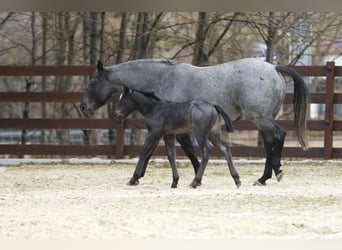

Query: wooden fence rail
left=0, top=62, right=342, bottom=159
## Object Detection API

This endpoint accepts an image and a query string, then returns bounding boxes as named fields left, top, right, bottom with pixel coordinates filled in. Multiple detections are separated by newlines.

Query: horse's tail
left=214, top=105, right=234, bottom=133
left=276, top=65, right=310, bottom=150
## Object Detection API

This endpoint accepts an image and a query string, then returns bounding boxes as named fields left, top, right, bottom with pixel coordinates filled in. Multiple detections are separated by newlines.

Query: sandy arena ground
left=0, top=158, right=342, bottom=239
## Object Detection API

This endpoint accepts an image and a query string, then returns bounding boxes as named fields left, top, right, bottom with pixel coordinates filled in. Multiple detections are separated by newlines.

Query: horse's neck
left=110, top=61, right=165, bottom=91
left=131, top=92, right=159, bottom=116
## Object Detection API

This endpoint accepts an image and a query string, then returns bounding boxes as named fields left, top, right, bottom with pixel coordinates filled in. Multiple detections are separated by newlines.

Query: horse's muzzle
left=79, top=103, right=94, bottom=117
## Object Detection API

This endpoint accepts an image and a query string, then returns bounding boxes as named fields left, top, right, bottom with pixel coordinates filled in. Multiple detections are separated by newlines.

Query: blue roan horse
left=115, top=86, right=241, bottom=188
left=80, top=58, right=309, bottom=186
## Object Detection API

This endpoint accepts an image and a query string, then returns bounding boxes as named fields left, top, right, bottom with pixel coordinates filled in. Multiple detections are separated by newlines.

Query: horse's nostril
left=80, top=104, right=85, bottom=112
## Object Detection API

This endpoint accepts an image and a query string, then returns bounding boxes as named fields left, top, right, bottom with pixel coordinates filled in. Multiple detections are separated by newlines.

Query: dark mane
left=135, top=89, right=162, bottom=101
left=161, top=59, right=181, bottom=66
left=120, top=59, right=181, bottom=67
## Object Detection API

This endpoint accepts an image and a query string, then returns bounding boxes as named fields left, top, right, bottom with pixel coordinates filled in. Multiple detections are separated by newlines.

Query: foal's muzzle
left=114, top=111, right=123, bottom=122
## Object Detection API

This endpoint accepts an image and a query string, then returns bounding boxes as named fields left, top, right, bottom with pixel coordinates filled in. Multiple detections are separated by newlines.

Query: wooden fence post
left=324, top=61, right=335, bottom=159
left=115, top=120, right=125, bottom=159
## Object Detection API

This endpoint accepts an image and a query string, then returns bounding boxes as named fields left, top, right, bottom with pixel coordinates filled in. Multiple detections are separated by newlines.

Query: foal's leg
left=177, top=134, right=200, bottom=174
left=209, top=133, right=241, bottom=188
left=128, top=132, right=161, bottom=185
left=164, top=135, right=179, bottom=188
left=190, top=136, right=210, bottom=188
left=140, top=152, right=153, bottom=178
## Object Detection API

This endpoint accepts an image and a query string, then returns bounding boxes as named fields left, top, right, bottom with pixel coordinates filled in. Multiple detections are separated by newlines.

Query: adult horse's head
left=80, top=61, right=123, bottom=116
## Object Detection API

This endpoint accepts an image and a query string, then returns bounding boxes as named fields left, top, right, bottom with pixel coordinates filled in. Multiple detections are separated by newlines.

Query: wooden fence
left=0, top=62, right=342, bottom=159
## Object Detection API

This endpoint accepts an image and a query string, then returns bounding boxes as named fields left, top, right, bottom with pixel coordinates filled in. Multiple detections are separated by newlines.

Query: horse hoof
left=276, top=171, right=284, bottom=182
left=171, top=183, right=177, bottom=188
left=236, top=181, right=242, bottom=189
left=190, top=181, right=199, bottom=188
left=127, top=179, right=139, bottom=186
left=253, top=180, right=266, bottom=186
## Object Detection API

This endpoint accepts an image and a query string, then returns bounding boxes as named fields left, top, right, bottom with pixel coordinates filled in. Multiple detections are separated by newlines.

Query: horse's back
left=171, top=59, right=286, bottom=121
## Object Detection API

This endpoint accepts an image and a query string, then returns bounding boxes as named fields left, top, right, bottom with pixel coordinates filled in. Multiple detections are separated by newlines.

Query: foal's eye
left=89, top=78, right=97, bottom=85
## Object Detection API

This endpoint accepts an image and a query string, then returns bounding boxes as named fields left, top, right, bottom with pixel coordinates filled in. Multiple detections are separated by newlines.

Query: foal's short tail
left=214, top=105, right=234, bottom=133
left=276, top=65, right=310, bottom=150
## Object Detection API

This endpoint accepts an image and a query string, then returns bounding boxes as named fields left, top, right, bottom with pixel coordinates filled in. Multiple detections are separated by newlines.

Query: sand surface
left=0, top=159, right=341, bottom=239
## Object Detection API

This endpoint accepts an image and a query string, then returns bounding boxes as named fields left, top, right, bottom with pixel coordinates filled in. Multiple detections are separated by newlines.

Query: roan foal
left=115, top=86, right=241, bottom=189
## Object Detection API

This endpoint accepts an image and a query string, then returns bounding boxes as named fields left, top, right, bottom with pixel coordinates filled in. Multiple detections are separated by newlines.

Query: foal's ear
left=97, top=60, right=104, bottom=71
left=123, top=86, right=131, bottom=93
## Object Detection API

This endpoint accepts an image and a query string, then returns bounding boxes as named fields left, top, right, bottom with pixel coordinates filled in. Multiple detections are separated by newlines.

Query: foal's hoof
left=127, top=179, right=139, bottom=186
left=253, top=180, right=266, bottom=186
left=190, top=180, right=200, bottom=188
left=236, top=181, right=242, bottom=189
left=276, top=171, right=284, bottom=182
left=171, top=183, right=178, bottom=188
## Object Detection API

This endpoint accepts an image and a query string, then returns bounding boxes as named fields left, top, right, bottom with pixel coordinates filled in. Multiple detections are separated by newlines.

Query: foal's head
left=115, top=86, right=162, bottom=122
left=114, top=86, right=136, bottom=122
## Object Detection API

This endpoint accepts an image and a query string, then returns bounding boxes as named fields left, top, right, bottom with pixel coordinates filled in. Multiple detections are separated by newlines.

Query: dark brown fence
left=1, top=62, right=342, bottom=159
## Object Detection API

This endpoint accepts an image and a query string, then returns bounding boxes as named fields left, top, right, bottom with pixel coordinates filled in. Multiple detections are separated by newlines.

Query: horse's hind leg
left=190, top=136, right=210, bottom=188
left=271, top=123, right=286, bottom=182
left=177, top=134, right=200, bottom=174
left=164, top=135, right=179, bottom=188
left=209, top=133, right=241, bottom=188
left=254, top=120, right=286, bottom=185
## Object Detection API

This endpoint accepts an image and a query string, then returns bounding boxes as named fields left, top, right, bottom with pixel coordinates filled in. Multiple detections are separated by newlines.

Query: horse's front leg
left=128, top=132, right=161, bottom=186
left=164, top=135, right=179, bottom=188
left=209, top=133, right=241, bottom=188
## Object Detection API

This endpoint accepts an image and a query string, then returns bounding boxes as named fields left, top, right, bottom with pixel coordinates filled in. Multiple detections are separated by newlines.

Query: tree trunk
left=54, top=13, right=69, bottom=144
left=131, top=12, right=145, bottom=59
left=99, top=12, right=106, bottom=62
left=192, top=12, right=209, bottom=66
left=265, top=12, right=277, bottom=63
left=130, top=12, right=163, bottom=60
left=40, top=12, right=48, bottom=144
left=89, top=12, right=99, bottom=65
left=20, top=12, right=37, bottom=156
left=116, top=12, right=128, bottom=64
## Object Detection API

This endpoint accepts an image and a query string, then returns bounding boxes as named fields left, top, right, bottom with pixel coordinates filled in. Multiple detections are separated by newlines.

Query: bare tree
left=20, top=12, right=37, bottom=155
left=192, top=12, right=209, bottom=66
left=116, top=12, right=128, bottom=64
left=130, top=12, right=164, bottom=60
left=0, top=12, right=14, bottom=28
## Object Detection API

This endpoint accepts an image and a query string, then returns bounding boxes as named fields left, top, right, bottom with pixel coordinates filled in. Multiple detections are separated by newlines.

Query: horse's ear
left=97, top=60, right=104, bottom=71
left=123, top=86, right=130, bottom=93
